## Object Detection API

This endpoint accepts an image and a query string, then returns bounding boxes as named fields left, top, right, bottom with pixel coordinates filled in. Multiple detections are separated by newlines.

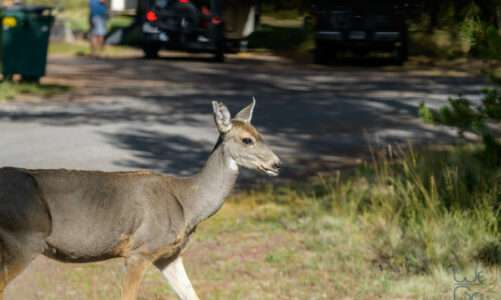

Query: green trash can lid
left=6, top=5, right=53, bottom=15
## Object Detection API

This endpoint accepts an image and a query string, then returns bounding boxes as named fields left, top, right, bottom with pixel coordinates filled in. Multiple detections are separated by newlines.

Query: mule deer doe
left=0, top=99, right=280, bottom=300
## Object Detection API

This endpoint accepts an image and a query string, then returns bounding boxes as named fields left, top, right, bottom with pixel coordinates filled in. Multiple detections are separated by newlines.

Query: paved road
left=0, top=53, right=488, bottom=180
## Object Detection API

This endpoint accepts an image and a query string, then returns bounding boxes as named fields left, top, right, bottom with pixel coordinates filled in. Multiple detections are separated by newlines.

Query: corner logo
left=452, top=266, right=498, bottom=300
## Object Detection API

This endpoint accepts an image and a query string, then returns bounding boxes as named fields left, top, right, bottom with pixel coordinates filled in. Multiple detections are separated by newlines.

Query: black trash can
left=1, top=6, right=54, bottom=82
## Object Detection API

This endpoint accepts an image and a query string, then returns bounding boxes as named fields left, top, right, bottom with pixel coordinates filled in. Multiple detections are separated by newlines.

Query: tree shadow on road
left=0, top=55, right=488, bottom=177
left=108, top=129, right=210, bottom=175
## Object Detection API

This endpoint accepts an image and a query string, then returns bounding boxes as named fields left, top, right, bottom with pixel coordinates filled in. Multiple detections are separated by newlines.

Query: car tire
left=393, top=47, right=407, bottom=65
left=143, top=45, right=160, bottom=59
left=213, top=32, right=225, bottom=63
left=213, top=47, right=225, bottom=63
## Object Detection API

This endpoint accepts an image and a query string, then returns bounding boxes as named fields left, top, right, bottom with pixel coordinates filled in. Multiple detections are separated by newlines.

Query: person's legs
left=97, top=35, right=105, bottom=52
left=90, top=15, right=107, bottom=55
left=91, top=36, right=99, bottom=56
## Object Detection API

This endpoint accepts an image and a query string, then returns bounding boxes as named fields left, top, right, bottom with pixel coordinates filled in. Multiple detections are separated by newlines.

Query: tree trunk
left=427, top=0, right=440, bottom=33
left=496, top=3, right=501, bottom=29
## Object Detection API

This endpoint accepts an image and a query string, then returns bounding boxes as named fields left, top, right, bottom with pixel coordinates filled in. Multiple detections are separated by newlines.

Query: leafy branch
left=419, top=88, right=501, bottom=164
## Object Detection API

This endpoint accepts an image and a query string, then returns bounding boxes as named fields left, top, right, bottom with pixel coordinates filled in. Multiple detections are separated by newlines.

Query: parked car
left=134, top=0, right=258, bottom=61
left=310, top=0, right=409, bottom=64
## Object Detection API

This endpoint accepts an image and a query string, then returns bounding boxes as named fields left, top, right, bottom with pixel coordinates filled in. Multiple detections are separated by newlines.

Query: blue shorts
left=91, top=15, right=107, bottom=37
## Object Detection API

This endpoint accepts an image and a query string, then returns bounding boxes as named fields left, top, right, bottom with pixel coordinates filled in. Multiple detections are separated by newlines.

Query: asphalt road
left=0, top=53, right=488, bottom=181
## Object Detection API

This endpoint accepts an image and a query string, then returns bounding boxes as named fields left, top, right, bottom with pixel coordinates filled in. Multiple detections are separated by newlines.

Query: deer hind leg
left=154, top=256, right=200, bottom=300
left=121, top=256, right=150, bottom=300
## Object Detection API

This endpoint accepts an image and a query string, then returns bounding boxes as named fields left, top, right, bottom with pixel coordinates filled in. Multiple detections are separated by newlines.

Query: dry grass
left=7, top=201, right=499, bottom=299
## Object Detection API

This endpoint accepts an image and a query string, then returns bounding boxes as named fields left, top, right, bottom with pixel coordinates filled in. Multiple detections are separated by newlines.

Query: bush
left=419, top=88, right=501, bottom=165
left=470, top=24, right=501, bottom=59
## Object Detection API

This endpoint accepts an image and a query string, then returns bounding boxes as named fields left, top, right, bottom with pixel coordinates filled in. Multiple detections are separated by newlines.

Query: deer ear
left=212, top=101, right=233, bottom=133
left=234, top=97, right=256, bottom=123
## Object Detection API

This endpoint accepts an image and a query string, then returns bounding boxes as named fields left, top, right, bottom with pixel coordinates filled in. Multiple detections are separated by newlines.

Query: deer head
left=212, top=98, right=281, bottom=176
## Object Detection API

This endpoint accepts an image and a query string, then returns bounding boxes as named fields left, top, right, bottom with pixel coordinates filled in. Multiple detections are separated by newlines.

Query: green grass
left=108, top=16, right=135, bottom=29
left=248, top=18, right=313, bottom=63
left=261, top=6, right=304, bottom=20
left=0, top=81, right=70, bottom=101
left=487, top=66, right=501, bottom=85
left=49, top=41, right=138, bottom=56
left=49, top=41, right=89, bottom=56
left=249, top=23, right=312, bottom=51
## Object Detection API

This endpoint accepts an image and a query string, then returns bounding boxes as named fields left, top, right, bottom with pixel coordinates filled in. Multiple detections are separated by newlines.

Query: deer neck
left=182, top=138, right=239, bottom=230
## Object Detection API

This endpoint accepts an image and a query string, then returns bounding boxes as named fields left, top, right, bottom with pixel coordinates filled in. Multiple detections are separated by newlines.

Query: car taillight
left=211, top=16, right=222, bottom=25
left=146, top=10, right=158, bottom=22
left=179, top=0, right=190, bottom=3
left=201, top=6, right=210, bottom=16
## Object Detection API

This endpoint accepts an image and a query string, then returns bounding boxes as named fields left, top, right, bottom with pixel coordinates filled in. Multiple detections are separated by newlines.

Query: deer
left=0, top=99, right=280, bottom=300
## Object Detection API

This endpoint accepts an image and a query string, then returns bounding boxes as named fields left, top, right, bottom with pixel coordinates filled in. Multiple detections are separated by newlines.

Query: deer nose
left=272, top=161, right=281, bottom=171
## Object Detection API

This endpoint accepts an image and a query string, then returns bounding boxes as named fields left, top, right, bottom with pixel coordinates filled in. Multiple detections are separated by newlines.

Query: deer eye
left=242, top=138, right=254, bottom=145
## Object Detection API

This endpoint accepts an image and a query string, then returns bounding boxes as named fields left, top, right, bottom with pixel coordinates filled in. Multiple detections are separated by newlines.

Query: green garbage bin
left=0, top=10, right=3, bottom=76
left=1, top=6, right=54, bottom=82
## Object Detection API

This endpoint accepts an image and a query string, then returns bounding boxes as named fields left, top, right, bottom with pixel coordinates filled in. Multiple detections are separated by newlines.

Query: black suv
left=311, top=0, right=409, bottom=64
left=139, top=0, right=225, bottom=61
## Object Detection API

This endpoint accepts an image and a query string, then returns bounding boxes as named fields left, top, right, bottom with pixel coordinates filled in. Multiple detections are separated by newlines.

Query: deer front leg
left=122, top=256, right=149, bottom=300
left=154, top=256, right=200, bottom=300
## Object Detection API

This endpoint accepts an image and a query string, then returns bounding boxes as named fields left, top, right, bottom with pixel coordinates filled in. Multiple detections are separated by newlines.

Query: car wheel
left=143, top=45, right=160, bottom=59
left=213, top=36, right=225, bottom=63
left=393, top=46, right=407, bottom=65
left=213, top=48, right=225, bottom=63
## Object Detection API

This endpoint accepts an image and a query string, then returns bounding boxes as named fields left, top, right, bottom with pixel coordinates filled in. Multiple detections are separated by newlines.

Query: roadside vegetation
left=49, top=40, right=137, bottom=56
left=251, top=1, right=501, bottom=64
left=488, top=65, right=501, bottom=84
left=0, top=81, right=69, bottom=101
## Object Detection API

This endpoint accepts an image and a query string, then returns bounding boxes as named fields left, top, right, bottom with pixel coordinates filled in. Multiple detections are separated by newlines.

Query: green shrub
left=420, top=88, right=501, bottom=164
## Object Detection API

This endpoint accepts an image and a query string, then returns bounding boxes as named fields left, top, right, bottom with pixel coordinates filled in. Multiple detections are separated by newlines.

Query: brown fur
left=231, top=120, right=262, bottom=141
left=122, top=257, right=149, bottom=300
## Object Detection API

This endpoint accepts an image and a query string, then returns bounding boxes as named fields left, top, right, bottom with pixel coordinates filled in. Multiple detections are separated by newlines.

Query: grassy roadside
left=0, top=81, right=70, bottom=102
left=7, top=144, right=501, bottom=299
left=487, top=66, right=501, bottom=85
left=49, top=40, right=138, bottom=57
left=172, top=144, right=501, bottom=299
